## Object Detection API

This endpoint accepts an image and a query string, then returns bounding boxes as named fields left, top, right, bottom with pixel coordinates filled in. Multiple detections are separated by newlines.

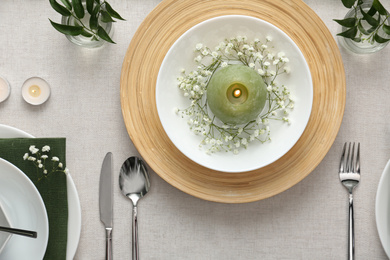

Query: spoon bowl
left=119, top=156, right=150, bottom=260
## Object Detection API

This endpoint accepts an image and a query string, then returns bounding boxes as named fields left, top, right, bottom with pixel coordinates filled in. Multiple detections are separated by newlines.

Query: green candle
left=207, top=64, right=267, bottom=125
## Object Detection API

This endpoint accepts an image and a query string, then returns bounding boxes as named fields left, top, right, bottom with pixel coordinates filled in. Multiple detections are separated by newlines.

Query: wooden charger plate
left=120, top=0, right=345, bottom=203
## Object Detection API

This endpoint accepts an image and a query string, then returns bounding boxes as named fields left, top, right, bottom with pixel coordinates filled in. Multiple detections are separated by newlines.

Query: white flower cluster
left=176, top=36, right=295, bottom=154
left=23, top=145, right=69, bottom=180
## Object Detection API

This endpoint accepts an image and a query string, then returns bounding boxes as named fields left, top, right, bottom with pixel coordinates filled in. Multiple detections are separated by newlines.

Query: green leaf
left=373, top=0, right=387, bottom=15
left=334, top=17, right=357, bottom=27
left=97, top=26, right=115, bottom=43
left=60, top=0, right=72, bottom=10
left=360, top=6, right=379, bottom=27
left=383, top=24, right=390, bottom=35
left=49, top=19, right=83, bottom=36
left=81, top=29, right=93, bottom=37
left=342, top=0, right=356, bottom=8
left=337, top=26, right=358, bottom=39
left=89, top=5, right=100, bottom=30
left=374, top=33, right=390, bottom=43
left=86, top=0, right=94, bottom=14
left=352, top=37, right=362, bottom=42
left=100, top=11, right=115, bottom=23
left=72, top=0, right=84, bottom=19
left=104, top=2, right=125, bottom=20
left=49, top=0, right=71, bottom=16
left=367, top=6, right=377, bottom=16
left=357, top=20, right=370, bottom=35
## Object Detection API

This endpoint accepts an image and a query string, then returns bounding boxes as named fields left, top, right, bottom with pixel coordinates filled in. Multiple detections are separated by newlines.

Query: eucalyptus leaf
left=49, top=19, right=83, bottom=36
left=60, top=0, right=72, bottom=10
left=360, top=6, right=379, bottom=27
left=104, top=2, right=125, bottom=20
left=97, top=26, right=115, bottom=43
left=373, top=0, right=387, bottom=15
left=72, top=0, right=85, bottom=19
left=100, top=11, right=115, bottom=23
left=49, top=0, right=71, bottom=16
left=86, top=0, right=94, bottom=15
left=342, top=0, right=356, bottom=8
left=383, top=24, right=390, bottom=35
left=334, top=17, right=357, bottom=27
left=374, top=33, right=390, bottom=43
left=337, top=26, right=358, bottom=39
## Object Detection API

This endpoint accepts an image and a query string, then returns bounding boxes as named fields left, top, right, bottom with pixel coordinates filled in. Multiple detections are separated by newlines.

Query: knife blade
left=99, top=152, right=113, bottom=260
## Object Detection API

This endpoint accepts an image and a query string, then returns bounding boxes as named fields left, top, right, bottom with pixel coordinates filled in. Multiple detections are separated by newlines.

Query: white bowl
left=156, top=15, right=313, bottom=172
left=0, top=200, right=11, bottom=254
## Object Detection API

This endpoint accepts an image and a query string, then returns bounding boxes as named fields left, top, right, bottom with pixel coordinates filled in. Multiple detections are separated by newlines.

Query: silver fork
left=339, top=142, right=360, bottom=260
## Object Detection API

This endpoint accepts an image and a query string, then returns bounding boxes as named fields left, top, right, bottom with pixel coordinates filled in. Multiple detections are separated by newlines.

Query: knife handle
left=106, top=228, right=113, bottom=260
left=132, top=205, right=139, bottom=260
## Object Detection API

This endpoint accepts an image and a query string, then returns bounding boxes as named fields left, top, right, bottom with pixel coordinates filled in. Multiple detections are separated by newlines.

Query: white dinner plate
left=0, top=124, right=81, bottom=259
left=0, top=193, right=14, bottom=254
left=376, top=159, right=390, bottom=258
left=156, top=15, right=313, bottom=172
left=0, top=158, right=49, bottom=259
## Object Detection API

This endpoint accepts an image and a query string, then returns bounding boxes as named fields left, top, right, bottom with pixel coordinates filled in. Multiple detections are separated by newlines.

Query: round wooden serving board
left=120, top=0, right=345, bottom=203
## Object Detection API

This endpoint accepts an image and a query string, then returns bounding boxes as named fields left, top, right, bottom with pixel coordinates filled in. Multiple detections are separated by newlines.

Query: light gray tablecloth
left=1, top=0, right=390, bottom=259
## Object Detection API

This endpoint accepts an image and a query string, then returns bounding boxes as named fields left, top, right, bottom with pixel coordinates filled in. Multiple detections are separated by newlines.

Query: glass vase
left=338, top=2, right=389, bottom=54
left=61, top=6, right=113, bottom=48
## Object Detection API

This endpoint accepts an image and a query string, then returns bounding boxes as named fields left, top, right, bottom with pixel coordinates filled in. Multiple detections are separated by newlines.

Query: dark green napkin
left=0, top=138, right=68, bottom=260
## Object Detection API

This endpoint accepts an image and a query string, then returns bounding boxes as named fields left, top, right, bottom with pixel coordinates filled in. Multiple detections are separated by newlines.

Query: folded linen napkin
left=0, top=138, right=68, bottom=260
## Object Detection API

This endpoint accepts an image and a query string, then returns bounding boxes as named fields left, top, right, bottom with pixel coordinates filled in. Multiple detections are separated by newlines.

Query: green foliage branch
left=334, top=0, right=390, bottom=44
left=49, top=0, right=125, bottom=44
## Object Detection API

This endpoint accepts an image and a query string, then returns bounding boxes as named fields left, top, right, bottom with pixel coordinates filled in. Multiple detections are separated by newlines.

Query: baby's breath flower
left=195, top=56, right=203, bottom=63
left=258, top=69, right=265, bottom=76
left=195, top=43, right=203, bottom=50
left=29, top=145, right=39, bottom=154
left=52, top=156, right=59, bottom=162
left=41, top=155, right=48, bottom=159
left=221, top=62, right=228, bottom=68
left=266, top=36, right=273, bottom=42
left=42, top=145, right=50, bottom=152
left=23, top=153, right=29, bottom=160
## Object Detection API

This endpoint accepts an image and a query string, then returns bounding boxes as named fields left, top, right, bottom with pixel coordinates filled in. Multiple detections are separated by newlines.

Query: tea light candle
left=0, top=76, right=11, bottom=103
left=22, top=77, right=51, bottom=105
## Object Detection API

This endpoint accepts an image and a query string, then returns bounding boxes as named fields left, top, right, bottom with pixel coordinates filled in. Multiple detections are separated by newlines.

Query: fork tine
left=356, top=143, right=360, bottom=174
left=339, top=142, right=347, bottom=172
left=350, top=143, right=355, bottom=172
left=346, top=142, right=351, bottom=172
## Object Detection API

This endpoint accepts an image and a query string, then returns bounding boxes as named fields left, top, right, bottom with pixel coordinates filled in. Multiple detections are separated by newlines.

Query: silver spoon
left=0, top=226, right=37, bottom=238
left=119, top=156, right=150, bottom=260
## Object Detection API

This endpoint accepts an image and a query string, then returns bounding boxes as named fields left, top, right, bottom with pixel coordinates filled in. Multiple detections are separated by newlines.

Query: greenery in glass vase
left=49, top=0, right=124, bottom=44
left=335, top=0, right=390, bottom=44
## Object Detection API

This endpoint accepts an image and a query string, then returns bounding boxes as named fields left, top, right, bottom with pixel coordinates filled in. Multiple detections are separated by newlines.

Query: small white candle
left=0, top=76, right=11, bottom=103
left=22, top=77, right=51, bottom=105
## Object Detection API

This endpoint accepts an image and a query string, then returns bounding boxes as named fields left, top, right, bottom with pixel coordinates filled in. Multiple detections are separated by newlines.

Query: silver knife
left=100, top=152, right=113, bottom=260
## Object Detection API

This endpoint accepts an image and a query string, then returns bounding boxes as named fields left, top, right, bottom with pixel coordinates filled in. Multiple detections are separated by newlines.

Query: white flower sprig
left=176, top=36, right=295, bottom=154
left=23, top=145, right=69, bottom=181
